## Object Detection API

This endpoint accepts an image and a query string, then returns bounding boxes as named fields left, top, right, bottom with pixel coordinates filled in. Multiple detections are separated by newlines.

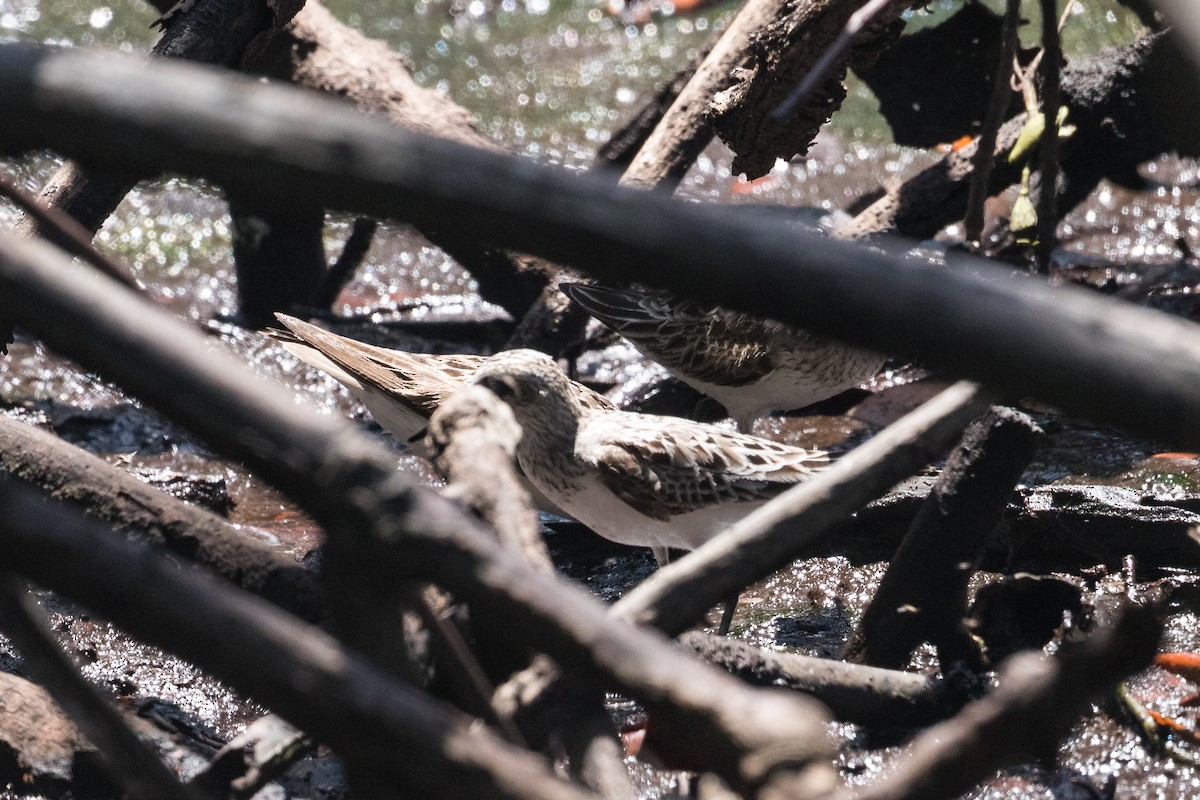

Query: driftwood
left=228, top=196, right=327, bottom=325
left=843, top=407, right=1042, bottom=669
left=13, top=0, right=287, bottom=242
left=428, top=386, right=550, bottom=571
left=0, top=414, right=318, bottom=620
left=841, top=605, right=1160, bottom=800
left=855, top=4, right=1029, bottom=149
left=0, top=476, right=593, bottom=800
left=519, top=0, right=916, bottom=350
left=619, top=0, right=790, bottom=190
left=189, top=715, right=314, bottom=800
left=840, top=31, right=1200, bottom=239
left=708, top=0, right=915, bottom=179
left=834, top=113, right=1028, bottom=241
left=680, top=632, right=955, bottom=728
left=0, top=670, right=89, bottom=786
left=595, top=44, right=706, bottom=171
left=836, top=479, right=1200, bottom=571
left=244, top=0, right=550, bottom=318
left=429, top=388, right=633, bottom=799
left=0, top=576, right=206, bottom=800
left=0, top=233, right=840, bottom=798
left=0, top=175, right=138, bottom=291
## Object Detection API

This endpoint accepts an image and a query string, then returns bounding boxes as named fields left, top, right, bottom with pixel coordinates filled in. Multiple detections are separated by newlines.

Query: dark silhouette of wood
left=0, top=415, right=318, bottom=621
left=857, top=4, right=1029, bottom=149
left=842, top=407, right=1043, bottom=669
left=12, top=47, right=1200, bottom=453
left=0, top=576, right=209, bottom=800
left=1035, top=0, right=1063, bottom=271
left=680, top=632, right=955, bottom=727
left=841, top=31, right=1200, bottom=238
left=316, top=217, right=378, bottom=309
left=840, top=605, right=1159, bottom=800
left=229, top=196, right=327, bottom=326
left=245, top=0, right=550, bottom=319
left=14, top=0, right=287, bottom=243
left=0, top=476, right=594, bottom=800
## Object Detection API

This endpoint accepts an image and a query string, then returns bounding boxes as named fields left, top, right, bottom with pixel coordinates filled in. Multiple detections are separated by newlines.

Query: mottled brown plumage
left=563, top=283, right=884, bottom=430
left=473, top=349, right=828, bottom=556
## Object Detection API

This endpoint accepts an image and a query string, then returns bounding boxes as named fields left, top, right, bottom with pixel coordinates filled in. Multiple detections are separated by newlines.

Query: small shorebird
left=267, top=314, right=614, bottom=455
left=562, top=283, right=885, bottom=431
left=471, top=349, right=828, bottom=559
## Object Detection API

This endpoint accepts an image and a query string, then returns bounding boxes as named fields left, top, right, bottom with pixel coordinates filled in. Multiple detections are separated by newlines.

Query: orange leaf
left=1156, top=652, right=1200, bottom=684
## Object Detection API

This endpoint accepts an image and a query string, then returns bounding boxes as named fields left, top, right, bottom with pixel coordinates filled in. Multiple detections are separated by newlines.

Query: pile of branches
left=0, top=0, right=1196, bottom=797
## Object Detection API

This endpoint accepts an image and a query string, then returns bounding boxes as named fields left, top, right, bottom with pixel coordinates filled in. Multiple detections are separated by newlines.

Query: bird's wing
left=270, top=315, right=478, bottom=416
left=588, top=412, right=827, bottom=519
left=269, top=314, right=615, bottom=415
left=563, top=283, right=790, bottom=387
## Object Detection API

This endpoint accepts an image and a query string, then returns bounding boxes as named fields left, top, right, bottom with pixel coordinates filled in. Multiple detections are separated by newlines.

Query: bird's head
left=471, top=349, right=581, bottom=427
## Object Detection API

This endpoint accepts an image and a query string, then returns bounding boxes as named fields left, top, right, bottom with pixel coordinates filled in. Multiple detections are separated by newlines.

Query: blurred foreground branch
left=6, top=47, right=1200, bottom=449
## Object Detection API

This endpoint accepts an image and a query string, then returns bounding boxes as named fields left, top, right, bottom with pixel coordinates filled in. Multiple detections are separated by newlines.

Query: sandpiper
left=268, top=313, right=614, bottom=454
left=562, top=283, right=885, bottom=431
left=471, top=349, right=829, bottom=565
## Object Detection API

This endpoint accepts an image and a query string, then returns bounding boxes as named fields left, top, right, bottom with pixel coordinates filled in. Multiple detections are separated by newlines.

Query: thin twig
left=963, top=0, right=1022, bottom=246
left=1035, top=0, right=1062, bottom=271
left=411, top=585, right=528, bottom=745
left=0, top=573, right=211, bottom=800
left=770, top=0, right=896, bottom=122
left=316, top=217, right=377, bottom=309
left=0, top=173, right=140, bottom=290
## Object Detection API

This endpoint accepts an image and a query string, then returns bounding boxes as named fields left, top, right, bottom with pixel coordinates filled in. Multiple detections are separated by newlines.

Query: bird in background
left=562, top=283, right=885, bottom=431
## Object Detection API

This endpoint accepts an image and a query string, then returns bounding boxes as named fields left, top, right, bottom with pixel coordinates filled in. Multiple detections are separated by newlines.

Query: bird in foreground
left=471, top=348, right=829, bottom=563
left=266, top=313, right=615, bottom=456
left=562, top=283, right=885, bottom=431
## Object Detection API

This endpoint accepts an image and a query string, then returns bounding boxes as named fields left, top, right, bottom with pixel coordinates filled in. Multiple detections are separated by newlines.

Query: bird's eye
left=481, top=375, right=518, bottom=402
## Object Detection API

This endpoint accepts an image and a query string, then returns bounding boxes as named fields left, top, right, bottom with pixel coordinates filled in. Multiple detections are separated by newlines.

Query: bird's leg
left=717, top=594, right=739, bottom=636
left=651, top=546, right=671, bottom=567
